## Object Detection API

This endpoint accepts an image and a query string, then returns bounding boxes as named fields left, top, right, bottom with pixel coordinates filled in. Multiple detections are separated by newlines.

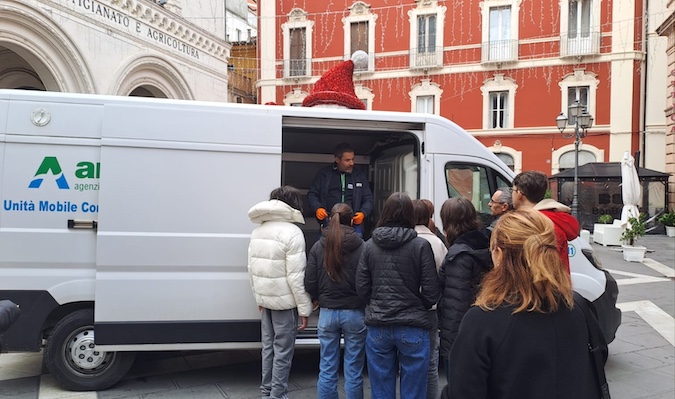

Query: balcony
left=481, top=39, right=519, bottom=65
left=409, top=47, right=443, bottom=70
left=283, top=58, right=310, bottom=79
left=560, top=32, right=601, bottom=58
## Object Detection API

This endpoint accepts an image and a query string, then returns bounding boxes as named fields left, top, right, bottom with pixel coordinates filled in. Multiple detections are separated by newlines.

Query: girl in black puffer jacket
left=356, top=192, right=439, bottom=399
left=437, top=198, right=492, bottom=383
left=305, top=203, right=366, bottom=399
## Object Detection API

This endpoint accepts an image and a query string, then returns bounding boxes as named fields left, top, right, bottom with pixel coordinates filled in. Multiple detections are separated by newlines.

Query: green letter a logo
left=29, top=157, right=70, bottom=189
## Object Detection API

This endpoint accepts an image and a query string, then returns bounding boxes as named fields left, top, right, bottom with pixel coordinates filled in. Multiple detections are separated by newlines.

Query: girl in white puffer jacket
left=247, top=185, right=313, bottom=399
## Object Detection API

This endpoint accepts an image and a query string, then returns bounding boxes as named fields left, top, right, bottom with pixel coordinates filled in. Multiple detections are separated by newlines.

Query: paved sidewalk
left=590, top=234, right=675, bottom=399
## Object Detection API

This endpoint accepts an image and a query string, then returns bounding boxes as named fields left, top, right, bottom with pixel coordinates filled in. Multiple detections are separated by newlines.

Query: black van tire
left=44, top=309, right=136, bottom=391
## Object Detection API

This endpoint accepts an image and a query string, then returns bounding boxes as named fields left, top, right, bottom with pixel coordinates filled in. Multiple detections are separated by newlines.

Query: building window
left=488, top=6, right=511, bottom=60
left=480, top=0, right=520, bottom=64
left=560, top=0, right=600, bottom=56
left=408, top=1, right=446, bottom=69
left=236, top=29, right=242, bottom=42
left=289, top=28, right=306, bottom=77
left=416, top=95, right=435, bottom=114
left=355, top=83, right=375, bottom=110
left=489, top=92, right=508, bottom=129
left=559, top=69, right=598, bottom=121
left=343, top=2, right=377, bottom=72
left=481, top=74, right=517, bottom=129
left=409, top=79, right=443, bottom=115
left=487, top=142, right=522, bottom=173
left=282, top=9, right=313, bottom=78
left=283, top=88, right=308, bottom=106
left=551, top=143, right=604, bottom=174
left=558, top=150, right=596, bottom=171
left=495, top=153, right=514, bottom=170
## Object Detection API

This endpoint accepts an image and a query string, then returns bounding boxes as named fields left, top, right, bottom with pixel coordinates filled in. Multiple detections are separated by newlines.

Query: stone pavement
left=0, top=235, right=673, bottom=398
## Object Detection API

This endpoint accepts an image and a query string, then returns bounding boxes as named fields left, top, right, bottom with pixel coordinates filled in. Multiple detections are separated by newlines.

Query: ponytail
left=323, top=203, right=354, bottom=282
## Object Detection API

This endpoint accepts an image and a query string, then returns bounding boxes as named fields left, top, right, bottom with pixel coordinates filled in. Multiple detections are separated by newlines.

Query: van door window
left=443, top=163, right=493, bottom=223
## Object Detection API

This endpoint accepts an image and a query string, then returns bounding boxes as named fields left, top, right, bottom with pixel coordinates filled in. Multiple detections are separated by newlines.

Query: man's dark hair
left=269, top=185, right=303, bottom=211
left=512, top=171, right=548, bottom=203
left=377, top=192, right=415, bottom=229
left=333, top=143, right=355, bottom=159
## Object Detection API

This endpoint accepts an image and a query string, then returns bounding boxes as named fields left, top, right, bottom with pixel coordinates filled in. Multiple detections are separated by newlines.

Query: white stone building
left=0, top=0, right=231, bottom=100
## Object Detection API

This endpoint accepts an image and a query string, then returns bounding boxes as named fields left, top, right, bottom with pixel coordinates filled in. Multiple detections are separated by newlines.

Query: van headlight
left=581, top=249, right=604, bottom=270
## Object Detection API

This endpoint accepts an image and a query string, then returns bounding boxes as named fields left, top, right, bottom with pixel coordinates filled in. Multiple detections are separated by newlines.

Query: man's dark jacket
left=304, top=225, right=365, bottom=309
left=307, top=164, right=374, bottom=217
left=438, top=230, right=492, bottom=358
left=355, top=226, right=440, bottom=330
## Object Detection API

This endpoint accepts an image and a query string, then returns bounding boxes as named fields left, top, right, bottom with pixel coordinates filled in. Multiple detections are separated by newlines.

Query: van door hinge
left=68, top=219, right=98, bottom=230
left=421, top=142, right=425, bottom=154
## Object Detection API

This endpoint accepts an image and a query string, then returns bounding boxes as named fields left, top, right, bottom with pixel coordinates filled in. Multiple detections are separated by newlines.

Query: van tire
left=44, top=309, right=136, bottom=391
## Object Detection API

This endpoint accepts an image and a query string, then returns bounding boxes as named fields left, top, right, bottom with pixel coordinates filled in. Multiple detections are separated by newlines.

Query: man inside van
left=511, top=171, right=580, bottom=273
left=308, top=143, right=374, bottom=236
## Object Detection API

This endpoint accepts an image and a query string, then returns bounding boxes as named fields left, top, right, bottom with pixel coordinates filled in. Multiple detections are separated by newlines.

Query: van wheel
left=44, top=309, right=136, bottom=391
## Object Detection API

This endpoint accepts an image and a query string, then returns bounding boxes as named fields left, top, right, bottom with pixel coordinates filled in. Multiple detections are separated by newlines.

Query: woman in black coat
left=437, top=198, right=492, bottom=381
left=305, top=203, right=366, bottom=399
left=441, top=208, right=607, bottom=399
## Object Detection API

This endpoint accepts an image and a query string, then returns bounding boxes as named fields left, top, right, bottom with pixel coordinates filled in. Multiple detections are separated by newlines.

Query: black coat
left=438, top=230, right=491, bottom=358
left=304, top=225, right=365, bottom=309
left=442, top=304, right=606, bottom=399
left=355, top=226, right=440, bottom=330
left=307, top=164, right=374, bottom=218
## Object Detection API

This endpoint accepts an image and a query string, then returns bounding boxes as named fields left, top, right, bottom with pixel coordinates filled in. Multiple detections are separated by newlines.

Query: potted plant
left=658, top=210, right=675, bottom=238
left=597, top=214, right=614, bottom=224
left=621, top=213, right=647, bottom=262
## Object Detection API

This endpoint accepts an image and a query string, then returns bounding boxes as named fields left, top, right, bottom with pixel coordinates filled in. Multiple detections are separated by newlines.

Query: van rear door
left=94, top=101, right=281, bottom=349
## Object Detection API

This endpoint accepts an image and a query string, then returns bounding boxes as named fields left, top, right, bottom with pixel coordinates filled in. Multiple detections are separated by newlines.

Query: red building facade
left=258, top=0, right=649, bottom=175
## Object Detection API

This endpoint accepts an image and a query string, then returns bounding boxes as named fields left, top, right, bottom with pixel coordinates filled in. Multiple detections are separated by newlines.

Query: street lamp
left=556, top=100, right=593, bottom=219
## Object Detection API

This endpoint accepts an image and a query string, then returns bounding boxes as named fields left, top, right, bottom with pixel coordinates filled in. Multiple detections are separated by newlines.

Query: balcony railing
left=409, top=47, right=443, bottom=69
left=560, top=32, right=601, bottom=57
left=283, top=58, right=310, bottom=78
left=481, top=39, right=519, bottom=64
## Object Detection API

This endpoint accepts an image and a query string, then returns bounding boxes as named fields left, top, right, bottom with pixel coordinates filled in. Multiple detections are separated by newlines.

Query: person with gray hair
left=487, top=187, right=513, bottom=231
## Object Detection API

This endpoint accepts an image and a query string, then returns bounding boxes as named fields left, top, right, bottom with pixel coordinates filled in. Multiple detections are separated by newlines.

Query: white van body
left=0, top=90, right=619, bottom=390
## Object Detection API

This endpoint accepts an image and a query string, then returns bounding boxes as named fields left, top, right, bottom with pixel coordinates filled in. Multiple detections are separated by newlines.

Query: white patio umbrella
left=620, top=151, right=641, bottom=227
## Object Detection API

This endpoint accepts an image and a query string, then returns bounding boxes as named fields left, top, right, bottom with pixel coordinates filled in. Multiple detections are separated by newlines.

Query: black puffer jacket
left=304, top=225, right=365, bottom=309
left=438, top=229, right=492, bottom=358
left=355, top=226, right=440, bottom=330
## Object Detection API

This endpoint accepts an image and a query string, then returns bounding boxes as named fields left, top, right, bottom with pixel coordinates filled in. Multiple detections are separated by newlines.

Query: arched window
left=495, top=153, right=514, bottom=170
left=558, top=150, right=596, bottom=171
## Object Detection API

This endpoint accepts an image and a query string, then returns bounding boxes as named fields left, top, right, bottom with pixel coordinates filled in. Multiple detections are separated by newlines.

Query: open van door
left=94, top=103, right=282, bottom=350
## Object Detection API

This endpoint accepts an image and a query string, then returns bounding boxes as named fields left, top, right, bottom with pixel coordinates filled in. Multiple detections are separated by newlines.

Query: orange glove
left=315, top=208, right=328, bottom=220
left=352, top=212, right=365, bottom=225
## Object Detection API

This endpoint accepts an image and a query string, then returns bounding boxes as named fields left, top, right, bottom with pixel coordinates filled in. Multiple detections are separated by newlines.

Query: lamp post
left=556, top=100, right=593, bottom=220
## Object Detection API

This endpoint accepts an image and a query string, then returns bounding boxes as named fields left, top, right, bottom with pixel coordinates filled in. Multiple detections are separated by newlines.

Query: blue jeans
left=317, top=308, right=367, bottom=399
left=366, top=325, right=430, bottom=399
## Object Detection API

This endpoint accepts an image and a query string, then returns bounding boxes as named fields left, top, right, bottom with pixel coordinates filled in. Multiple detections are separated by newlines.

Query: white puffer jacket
left=247, top=199, right=312, bottom=317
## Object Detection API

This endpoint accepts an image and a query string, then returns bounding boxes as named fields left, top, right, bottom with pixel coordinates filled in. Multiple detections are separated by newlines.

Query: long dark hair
left=324, top=203, right=354, bottom=282
left=440, top=197, right=480, bottom=246
left=377, top=192, right=415, bottom=229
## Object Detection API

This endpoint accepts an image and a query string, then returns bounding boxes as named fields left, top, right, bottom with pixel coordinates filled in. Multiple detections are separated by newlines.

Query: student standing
left=442, top=208, right=608, bottom=399
left=356, top=192, right=439, bottom=399
left=305, top=203, right=366, bottom=399
left=437, top=198, right=492, bottom=383
left=247, top=186, right=313, bottom=399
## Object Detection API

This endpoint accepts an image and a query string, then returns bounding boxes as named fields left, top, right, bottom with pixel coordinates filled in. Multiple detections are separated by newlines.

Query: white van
left=0, top=90, right=620, bottom=390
